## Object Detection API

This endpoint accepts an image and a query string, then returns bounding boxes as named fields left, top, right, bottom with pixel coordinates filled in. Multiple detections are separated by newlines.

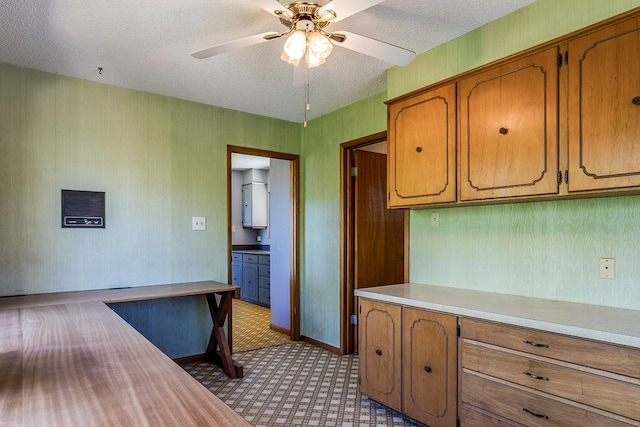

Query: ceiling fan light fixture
left=306, top=51, right=326, bottom=68
left=280, top=51, right=301, bottom=67
left=307, top=31, right=333, bottom=61
left=283, top=30, right=307, bottom=60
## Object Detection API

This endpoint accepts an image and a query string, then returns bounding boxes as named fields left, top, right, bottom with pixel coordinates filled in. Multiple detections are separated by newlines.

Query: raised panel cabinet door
left=402, top=308, right=457, bottom=427
left=231, top=262, right=242, bottom=286
left=242, top=264, right=258, bottom=303
left=567, top=15, right=640, bottom=192
left=387, top=83, right=457, bottom=207
left=459, top=47, right=559, bottom=201
left=359, top=299, right=402, bottom=411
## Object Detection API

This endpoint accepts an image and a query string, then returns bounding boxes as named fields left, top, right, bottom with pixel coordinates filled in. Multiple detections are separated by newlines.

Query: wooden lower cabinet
left=359, top=299, right=402, bottom=411
left=403, top=308, right=458, bottom=427
left=460, top=318, right=640, bottom=426
left=359, top=299, right=458, bottom=426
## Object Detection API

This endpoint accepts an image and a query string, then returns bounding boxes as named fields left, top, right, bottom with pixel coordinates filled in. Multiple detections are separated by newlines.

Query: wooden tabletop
left=0, top=300, right=250, bottom=426
left=0, top=280, right=238, bottom=310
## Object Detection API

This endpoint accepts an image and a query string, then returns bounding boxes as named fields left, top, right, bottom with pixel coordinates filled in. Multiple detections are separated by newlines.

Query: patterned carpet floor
left=182, top=342, right=421, bottom=427
left=232, top=299, right=290, bottom=352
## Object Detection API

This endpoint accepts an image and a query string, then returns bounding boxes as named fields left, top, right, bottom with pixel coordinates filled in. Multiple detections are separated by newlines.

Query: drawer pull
left=423, top=365, right=432, bottom=373
left=523, top=408, right=549, bottom=419
left=375, top=349, right=382, bottom=356
left=523, top=371, right=549, bottom=381
left=523, top=339, right=549, bottom=348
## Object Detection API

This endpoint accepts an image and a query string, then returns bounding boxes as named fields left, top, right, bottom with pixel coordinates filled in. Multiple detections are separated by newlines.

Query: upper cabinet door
left=567, top=15, right=640, bottom=192
left=387, top=83, right=457, bottom=208
left=459, top=47, right=560, bottom=201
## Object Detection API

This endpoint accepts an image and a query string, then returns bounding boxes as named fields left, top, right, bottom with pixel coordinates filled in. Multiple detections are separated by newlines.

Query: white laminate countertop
left=355, top=283, right=640, bottom=349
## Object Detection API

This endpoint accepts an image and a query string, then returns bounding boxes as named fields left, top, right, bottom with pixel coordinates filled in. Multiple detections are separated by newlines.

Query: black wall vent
left=61, top=190, right=105, bottom=228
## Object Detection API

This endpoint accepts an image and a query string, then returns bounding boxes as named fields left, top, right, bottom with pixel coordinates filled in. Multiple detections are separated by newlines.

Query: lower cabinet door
left=359, top=299, right=402, bottom=412
left=403, top=307, right=458, bottom=427
left=242, top=265, right=258, bottom=303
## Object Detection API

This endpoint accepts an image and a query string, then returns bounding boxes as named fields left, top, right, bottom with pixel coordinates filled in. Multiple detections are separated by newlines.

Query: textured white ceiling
left=0, top=0, right=536, bottom=123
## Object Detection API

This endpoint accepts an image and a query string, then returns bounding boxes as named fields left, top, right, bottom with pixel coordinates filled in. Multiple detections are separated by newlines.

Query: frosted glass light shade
left=307, top=32, right=333, bottom=60
left=284, top=30, right=307, bottom=60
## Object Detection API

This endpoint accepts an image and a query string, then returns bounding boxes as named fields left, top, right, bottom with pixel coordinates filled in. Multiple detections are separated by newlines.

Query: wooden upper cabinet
left=387, top=83, right=457, bottom=207
left=359, top=299, right=402, bottom=412
left=459, top=47, right=560, bottom=201
left=402, top=308, right=457, bottom=427
left=567, top=15, right=640, bottom=192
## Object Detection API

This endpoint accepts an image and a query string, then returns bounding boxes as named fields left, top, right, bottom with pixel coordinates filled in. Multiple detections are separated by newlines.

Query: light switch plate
left=192, top=217, right=206, bottom=231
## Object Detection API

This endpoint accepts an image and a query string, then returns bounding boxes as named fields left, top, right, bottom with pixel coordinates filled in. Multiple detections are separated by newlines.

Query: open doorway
left=340, top=132, right=408, bottom=354
left=227, top=146, right=300, bottom=353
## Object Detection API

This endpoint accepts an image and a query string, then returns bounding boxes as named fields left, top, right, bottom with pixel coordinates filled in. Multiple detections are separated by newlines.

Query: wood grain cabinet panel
left=461, top=318, right=640, bottom=426
left=461, top=372, right=632, bottom=427
left=387, top=83, right=457, bottom=207
left=459, top=47, right=560, bottom=201
left=403, top=308, right=458, bottom=427
left=359, top=300, right=458, bottom=425
left=359, top=299, right=402, bottom=411
left=567, top=15, right=640, bottom=193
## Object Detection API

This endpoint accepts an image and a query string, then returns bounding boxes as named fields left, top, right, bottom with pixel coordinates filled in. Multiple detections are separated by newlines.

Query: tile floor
left=232, top=299, right=290, bottom=352
left=182, top=342, right=422, bottom=427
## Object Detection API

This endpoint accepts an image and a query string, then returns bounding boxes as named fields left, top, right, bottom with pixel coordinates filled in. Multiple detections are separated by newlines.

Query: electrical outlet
left=599, top=257, right=615, bottom=279
left=192, top=217, right=206, bottom=231
left=231, top=225, right=236, bottom=233
left=431, top=212, right=440, bottom=227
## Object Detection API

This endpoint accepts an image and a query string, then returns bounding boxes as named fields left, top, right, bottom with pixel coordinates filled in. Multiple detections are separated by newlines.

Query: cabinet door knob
left=499, top=127, right=509, bottom=135
left=416, top=146, right=423, bottom=153
left=633, top=96, right=640, bottom=105
left=375, top=349, right=382, bottom=356
left=423, top=365, right=432, bottom=373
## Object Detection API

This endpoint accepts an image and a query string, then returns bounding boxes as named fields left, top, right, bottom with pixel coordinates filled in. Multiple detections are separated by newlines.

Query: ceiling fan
left=191, top=0, right=416, bottom=68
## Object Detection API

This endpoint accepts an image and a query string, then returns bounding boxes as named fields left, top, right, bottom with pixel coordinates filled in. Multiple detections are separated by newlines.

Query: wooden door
left=353, top=150, right=405, bottom=290
left=352, top=150, right=405, bottom=352
left=567, top=15, right=640, bottom=192
left=387, top=83, right=457, bottom=207
left=359, top=299, right=402, bottom=412
left=459, top=47, right=560, bottom=201
left=402, top=307, right=457, bottom=427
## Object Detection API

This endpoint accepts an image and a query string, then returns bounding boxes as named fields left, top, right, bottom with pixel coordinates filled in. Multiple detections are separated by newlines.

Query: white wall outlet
left=431, top=212, right=440, bottom=227
left=599, top=257, right=615, bottom=279
left=192, top=217, right=206, bottom=231
left=231, top=225, right=236, bottom=233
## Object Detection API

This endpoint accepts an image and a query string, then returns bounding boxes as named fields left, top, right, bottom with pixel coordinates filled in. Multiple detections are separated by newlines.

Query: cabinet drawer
left=461, top=372, right=632, bottom=427
left=231, top=252, right=242, bottom=262
left=243, top=254, right=258, bottom=264
left=462, top=318, right=640, bottom=378
left=259, top=276, right=270, bottom=290
left=258, top=287, right=270, bottom=306
left=258, top=255, right=270, bottom=265
left=462, top=342, right=640, bottom=421
left=259, top=264, right=270, bottom=277
left=459, top=405, right=521, bottom=426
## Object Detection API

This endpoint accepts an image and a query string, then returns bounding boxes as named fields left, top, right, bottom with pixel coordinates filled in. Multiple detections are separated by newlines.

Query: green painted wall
left=300, top=92, right=386, bottom=346
left=0, top=62, right=300, bottom=296
left=388, top=0, right=640, bottom=311
left=3, top=0, right=640, bottom=353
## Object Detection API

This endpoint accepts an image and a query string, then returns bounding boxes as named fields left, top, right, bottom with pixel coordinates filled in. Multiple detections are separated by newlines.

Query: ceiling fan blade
left=191, top=32, right=278, bottom=59
left=318, top=0, right=385, bottom=22
left=332, top=31, right=415, bottom=66
left=249, top=0, right=293, bottom=19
